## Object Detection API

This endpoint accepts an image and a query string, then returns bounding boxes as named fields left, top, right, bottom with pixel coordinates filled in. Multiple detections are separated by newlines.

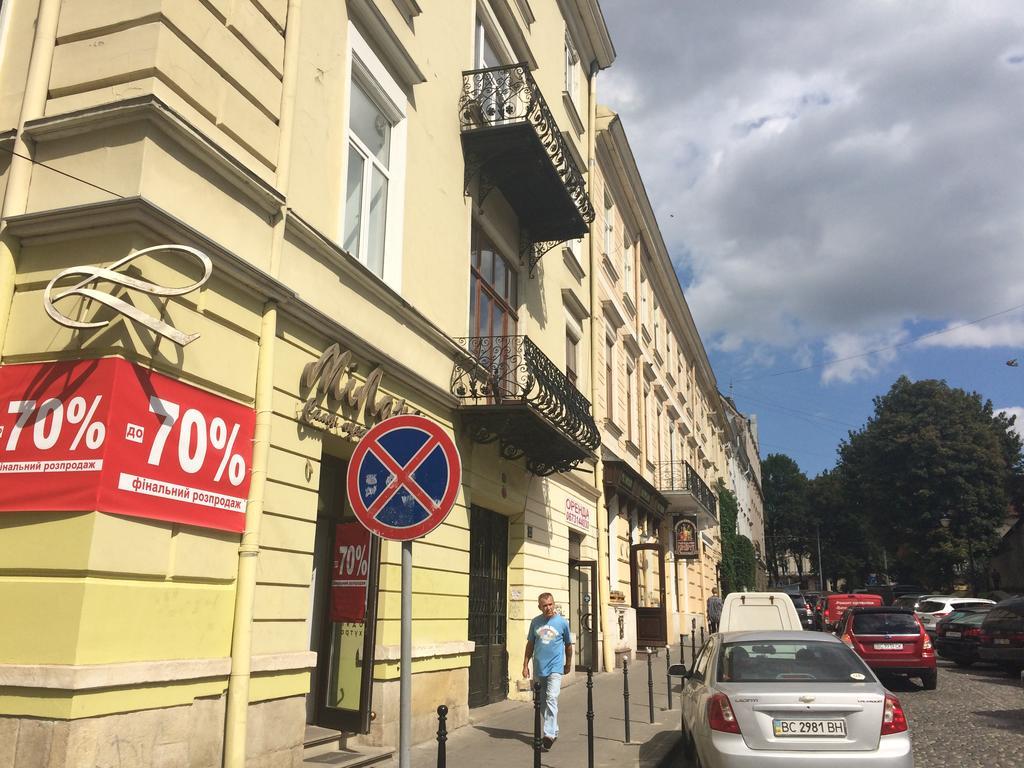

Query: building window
left=470, top=223, right=518, bottom=337
left=623, top=236, right=633, bottom=297
left=564, top=37, right=580, bottom=106
left=565, top=331, right=579, bottom=387
left=342, top=26, right=406, bottom=288
left=604, top=194, right=614, bottom=258
left=626, top=361, right=636, bottom=443
left=605, top=334, right=616, bottom=421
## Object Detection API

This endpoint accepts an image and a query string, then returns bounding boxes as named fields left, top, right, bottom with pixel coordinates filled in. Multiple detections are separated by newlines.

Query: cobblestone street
left=889, top=660, right=1024, bottom=767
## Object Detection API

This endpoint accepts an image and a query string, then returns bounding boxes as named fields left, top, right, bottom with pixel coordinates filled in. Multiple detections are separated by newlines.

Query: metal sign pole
left=400, top=539, right=412, bottom=768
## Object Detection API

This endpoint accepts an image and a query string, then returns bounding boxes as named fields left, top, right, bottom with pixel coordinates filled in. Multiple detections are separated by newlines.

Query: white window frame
left=564, top=307, right=585, bottom=391
left=564, top=36, right=580, bottom=106
left=343, top=23, right=407, bottom=292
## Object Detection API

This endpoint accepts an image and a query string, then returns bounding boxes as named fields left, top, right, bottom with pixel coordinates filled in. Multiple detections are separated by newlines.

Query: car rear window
left=717, top=641, right=872, bottom=683
left=852, top=613, right=919, bottom=634
left=917, top=600, right=946, bottom=613
left=984, top=606, right=1024, bottom=631
left=790, top=595, right=807, bottom=609
left=956, top=613, right=986, bottom=627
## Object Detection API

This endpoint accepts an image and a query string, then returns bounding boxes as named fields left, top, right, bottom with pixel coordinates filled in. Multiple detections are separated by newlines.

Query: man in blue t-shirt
left=521, top=592, right=573, bottom=751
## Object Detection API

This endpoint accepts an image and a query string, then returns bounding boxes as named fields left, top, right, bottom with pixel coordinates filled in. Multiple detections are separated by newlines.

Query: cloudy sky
left=599, top=0, right=1024, bottom=476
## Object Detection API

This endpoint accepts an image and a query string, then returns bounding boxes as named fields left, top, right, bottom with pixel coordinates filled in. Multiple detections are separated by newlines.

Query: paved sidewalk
left=408, top=643, right=694, bottom=768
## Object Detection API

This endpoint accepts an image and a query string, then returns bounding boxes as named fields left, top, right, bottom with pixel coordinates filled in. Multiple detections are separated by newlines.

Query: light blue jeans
left=535, top=672, right=563, bottom=739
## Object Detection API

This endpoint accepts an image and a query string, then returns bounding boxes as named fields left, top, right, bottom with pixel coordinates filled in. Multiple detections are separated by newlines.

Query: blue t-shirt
left=528, top=614, right=571, bottom=677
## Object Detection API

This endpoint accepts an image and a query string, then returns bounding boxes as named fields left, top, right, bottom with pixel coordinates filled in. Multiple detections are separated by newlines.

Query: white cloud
left=821, top=330, right=908, bottom=385
left=917, top=320, right=1024, bottom=349
left=600, top=1, right=1024, bottom=372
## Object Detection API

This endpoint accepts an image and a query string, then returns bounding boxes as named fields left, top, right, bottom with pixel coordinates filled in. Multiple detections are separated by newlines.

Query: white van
left=717, top=591, right=803, bottom=632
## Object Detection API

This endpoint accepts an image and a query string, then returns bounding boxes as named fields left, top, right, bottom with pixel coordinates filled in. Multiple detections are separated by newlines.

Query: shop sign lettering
left=565, top=497, right=591, bottom=532
left=42, top=245, right=213, bottom=346
left=298, top=343, right=416, bottom=440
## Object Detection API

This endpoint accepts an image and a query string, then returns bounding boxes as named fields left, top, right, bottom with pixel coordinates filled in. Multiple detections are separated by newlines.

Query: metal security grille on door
left=468, top=506, right=509, bottom=707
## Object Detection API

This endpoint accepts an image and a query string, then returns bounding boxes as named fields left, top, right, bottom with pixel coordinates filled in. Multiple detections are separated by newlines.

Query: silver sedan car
left=672, top=631, right=913, bottom=767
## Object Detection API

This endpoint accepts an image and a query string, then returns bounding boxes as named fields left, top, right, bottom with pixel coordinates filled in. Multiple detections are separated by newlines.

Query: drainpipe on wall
left=0, top=0, right=62, bottom=357
left=587, top=59, right=614, bottom=677
left=223, top=1, right=302, bottom=764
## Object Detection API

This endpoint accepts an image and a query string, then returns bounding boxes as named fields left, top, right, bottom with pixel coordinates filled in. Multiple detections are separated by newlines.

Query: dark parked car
left=934, top=607, right=992, bottom=667
left=978, top=596, right=1024, bottom=675
left=788, top=593, right=816, bottom=630
left=835, top=607, right=937, bottom=689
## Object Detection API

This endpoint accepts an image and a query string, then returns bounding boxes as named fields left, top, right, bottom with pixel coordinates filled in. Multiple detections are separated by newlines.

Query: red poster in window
left=0, top=358, right=255, bottom=532
left=330, top=522, right=372, bottom=623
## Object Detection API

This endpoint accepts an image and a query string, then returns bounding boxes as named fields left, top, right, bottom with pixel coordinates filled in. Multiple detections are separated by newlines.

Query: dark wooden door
left=468, top=506, right=509, bottom=707
left=630, top=543, right=667, bottom=647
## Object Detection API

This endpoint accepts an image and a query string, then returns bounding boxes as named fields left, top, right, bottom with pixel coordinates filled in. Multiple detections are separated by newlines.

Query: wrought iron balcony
left=656, top=460, right=718, bottom=527
left=459, top=63, right=595, bottom=272
left=451, top=335, right=600, bottom=476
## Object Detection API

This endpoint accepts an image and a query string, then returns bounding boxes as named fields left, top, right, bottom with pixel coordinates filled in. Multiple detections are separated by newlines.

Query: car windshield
left=716, top=641, right=872, bottom=683
left=852, top=612, right=919, bottom=634
left=917, top=600, right=946, bottom=613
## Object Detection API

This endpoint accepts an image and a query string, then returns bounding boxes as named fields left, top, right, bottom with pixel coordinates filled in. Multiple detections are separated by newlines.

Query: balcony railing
left=656, top=460, right=718, bottom=519
left=459, top=63, right=595, bottom=272
left=451, top=335, right=600, bottom=475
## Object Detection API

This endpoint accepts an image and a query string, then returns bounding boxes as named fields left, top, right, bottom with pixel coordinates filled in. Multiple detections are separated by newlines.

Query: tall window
left=470, top=224, right=518, bottom=337
left=623, top=236, right=633, bottom=297
left=564, top=38, right=580, bottom=106
left=605, top=335, right=615, bottom=420
left=565, top=331, right=579, bottom=387
left=604, top=194, right=614, bottom=257
left=342, top=28, right=406, bottom=287
left=626, top=361, right=636, bottom=442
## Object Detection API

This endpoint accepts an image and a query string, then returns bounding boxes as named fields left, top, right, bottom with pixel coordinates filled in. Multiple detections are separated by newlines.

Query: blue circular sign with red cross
left=346, top=415, right=462, bottom=541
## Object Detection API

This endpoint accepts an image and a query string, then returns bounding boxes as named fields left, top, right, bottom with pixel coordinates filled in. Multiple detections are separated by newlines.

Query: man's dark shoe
left=542, top=737, right=553, bottom=750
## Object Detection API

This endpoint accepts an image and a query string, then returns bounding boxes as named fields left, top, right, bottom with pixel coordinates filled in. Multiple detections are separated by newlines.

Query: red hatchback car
left=835, top=606, right=937, bottom=689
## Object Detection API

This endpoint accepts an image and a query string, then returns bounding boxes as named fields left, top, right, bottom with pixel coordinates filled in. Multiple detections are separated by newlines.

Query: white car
left=915, top=597, right=995, bottom=636
left=672, top=631, right=913, bottom=767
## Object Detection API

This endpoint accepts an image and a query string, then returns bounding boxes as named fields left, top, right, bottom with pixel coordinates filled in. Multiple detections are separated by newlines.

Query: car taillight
left=881, top=694, right=908, bottom=735
left=1010, top=633, right=1024, bottom=646
left=979, top=631, right=994, bottom=646
left=707, top=693, right=741, bottom=734
left=933, top=610, right=951, bottom=618
left=935, top=624, right=946, bottom=637
left=964, top=628, right=981, bottom=639
left=841, top=633, right=854, bottom=647
left=921, top=633, right=934, bottom=655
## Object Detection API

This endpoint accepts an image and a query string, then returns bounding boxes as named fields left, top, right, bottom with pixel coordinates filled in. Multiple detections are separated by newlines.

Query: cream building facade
left=722, top=395, right=768, bottom=589
left=0, top=2, right=737, bottom=766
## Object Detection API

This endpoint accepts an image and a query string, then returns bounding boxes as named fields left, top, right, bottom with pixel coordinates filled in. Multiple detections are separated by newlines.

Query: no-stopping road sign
left=346, top=414, right=462, bottom=541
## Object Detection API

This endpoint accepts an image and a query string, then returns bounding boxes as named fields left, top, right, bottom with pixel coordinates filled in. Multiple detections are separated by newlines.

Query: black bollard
left=622, top=657, right=631, bottom=744
left=665, top=645, right=673, bottom=710
left=690, top=628, right=696, bottom=668
left=533, top=681, right=543, bottom=768
left=700, top=625, right=705, bottom=645
left=436, top=705, right=448, bottom=768
left=586, top=667, right=595, bottom=768
left=646, top=648, right=655, bottom=723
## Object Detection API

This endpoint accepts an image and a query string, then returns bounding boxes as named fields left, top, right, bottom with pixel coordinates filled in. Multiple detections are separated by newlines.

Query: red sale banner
left=0, top=358, right=255, bottom=532
left=330, top=522, right=371, bottom=623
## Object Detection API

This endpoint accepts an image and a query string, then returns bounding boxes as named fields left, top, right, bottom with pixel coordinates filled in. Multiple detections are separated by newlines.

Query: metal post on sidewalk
left=665, top=645, right=672, bottom=709
left=646, top=648, right=655, bottom=723
left=622, top=657, right=631, bottom=744
left=435, top=705, right=448, bottom=768
left=533, top=681, right=543, bottom=768
left=690, top=629, right=696, bottom=668
left=586, top=667, right=595, bottom=768
left=700, top=625, right=705, bottom=645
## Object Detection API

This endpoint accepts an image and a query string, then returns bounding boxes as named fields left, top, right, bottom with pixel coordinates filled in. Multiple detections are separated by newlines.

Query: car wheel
left=922, top=670, right=938, bottom=690
left=953, top=658, right=974, bottom=668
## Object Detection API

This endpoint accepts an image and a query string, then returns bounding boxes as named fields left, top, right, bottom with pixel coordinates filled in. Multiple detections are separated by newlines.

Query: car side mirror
left=668, top=663, right=690, bottom=677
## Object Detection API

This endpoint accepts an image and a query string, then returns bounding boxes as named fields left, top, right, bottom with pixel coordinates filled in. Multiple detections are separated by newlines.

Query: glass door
left=569, top=559, right=598, bottom=671
left=308, top=455, right=380, bottom=733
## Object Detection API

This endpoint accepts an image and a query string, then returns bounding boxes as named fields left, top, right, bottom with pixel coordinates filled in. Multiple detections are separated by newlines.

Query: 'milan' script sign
left=43, top=245, right=213, bottom=346
left=298, top=343, right=416, bottom=440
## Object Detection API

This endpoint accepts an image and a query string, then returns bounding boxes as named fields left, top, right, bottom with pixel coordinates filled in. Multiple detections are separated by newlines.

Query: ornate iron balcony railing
left=656, top=460, right=718, bottom=518
left=451, top=335, right=600, bottom=475
left=459, top=63, right=595, bottom=272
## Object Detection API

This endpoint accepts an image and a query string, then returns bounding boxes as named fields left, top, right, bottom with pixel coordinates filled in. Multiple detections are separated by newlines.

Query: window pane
left=480, top=246, right=493, bottom=285
left=343, top=145, right=365, bottom=256
left=365, top=167, right=388, bottom=277
left=479, top=293, right=491, bottom=338
left=493, top=254, right=506, bottom=300
left=350, top=80, right=391, bottom=166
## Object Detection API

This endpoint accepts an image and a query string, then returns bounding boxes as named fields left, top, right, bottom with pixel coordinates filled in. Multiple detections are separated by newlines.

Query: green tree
left=807, top=469, right=875, bottom=589
left=761, top=454, right=812, bottom=584
left=838, top=376, right=1023, bottom=591
left=717, top=480, right=759, bottom=595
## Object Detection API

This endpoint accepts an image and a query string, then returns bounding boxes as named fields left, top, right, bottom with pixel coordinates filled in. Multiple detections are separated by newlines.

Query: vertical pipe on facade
left=223, top=2, right=302, bottom=765
left=0, top=0, right=62, bottom=355
left=587, top=60, right=614, bottom=676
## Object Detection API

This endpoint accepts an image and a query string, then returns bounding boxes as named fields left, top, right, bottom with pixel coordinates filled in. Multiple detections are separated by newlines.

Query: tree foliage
left=717, top=481, right=759, bottom=594
left=838, top=376, right=1022, bottom=590
left=761, top=454, right=812, bottom=583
